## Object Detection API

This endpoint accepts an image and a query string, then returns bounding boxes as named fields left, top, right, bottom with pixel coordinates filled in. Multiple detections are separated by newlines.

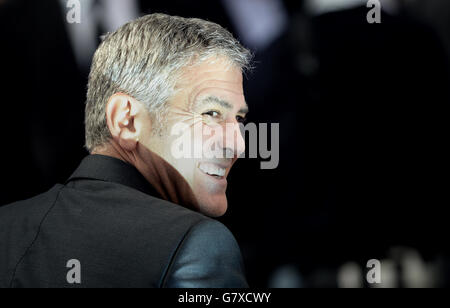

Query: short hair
left=85, top=13, right=252, bottom=152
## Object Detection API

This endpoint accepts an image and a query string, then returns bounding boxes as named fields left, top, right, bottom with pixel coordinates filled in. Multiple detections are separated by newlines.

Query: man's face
left=141, top=58, right=247, bottom=217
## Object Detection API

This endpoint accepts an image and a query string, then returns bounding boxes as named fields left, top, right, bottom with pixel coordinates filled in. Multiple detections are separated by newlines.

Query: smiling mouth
left=197, top=162, right=227, bottom=179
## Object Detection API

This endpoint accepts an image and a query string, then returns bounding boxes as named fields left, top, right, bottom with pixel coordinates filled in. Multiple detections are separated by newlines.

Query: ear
left=105, top=93, right=147, bottom=151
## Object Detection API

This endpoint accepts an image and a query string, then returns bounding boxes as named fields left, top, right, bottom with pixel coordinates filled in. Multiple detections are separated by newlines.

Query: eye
left=202, top=110, right=221, bottom=118
left=236, top=115, right=247, bottom=124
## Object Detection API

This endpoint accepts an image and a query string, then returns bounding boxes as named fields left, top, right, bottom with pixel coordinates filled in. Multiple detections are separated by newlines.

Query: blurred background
left=0, top=0, right=449, bottom=287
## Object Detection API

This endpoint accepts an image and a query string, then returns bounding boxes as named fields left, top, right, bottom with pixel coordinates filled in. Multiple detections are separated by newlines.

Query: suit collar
left=66, top=154, right=159, bottom=197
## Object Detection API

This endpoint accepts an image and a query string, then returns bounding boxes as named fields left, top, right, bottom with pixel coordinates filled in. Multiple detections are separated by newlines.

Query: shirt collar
left=66, top=154, right=160, bottom=197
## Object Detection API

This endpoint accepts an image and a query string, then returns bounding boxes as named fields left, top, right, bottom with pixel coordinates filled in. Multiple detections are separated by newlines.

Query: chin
left=195, top=193, right=228, bottom=217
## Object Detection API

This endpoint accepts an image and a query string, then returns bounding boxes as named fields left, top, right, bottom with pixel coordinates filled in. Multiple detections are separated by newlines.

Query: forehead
left=180, top=57, right=244, bottom=85
left=175, top=58, right=246, bottom=108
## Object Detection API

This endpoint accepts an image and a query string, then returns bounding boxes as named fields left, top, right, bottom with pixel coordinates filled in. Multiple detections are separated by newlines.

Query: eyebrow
left=200, top=96, right=249, bottom=114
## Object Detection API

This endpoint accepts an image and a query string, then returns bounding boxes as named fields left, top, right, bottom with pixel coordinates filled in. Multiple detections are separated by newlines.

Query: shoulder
left=162, top=219, right=248, bottom=288
left=62, top=179, right=208, bottom=229
left=179, top=219, right=242, bottom=256
left=0, top=185, right=64, bottom=288
left=0, top=184, right=64, bottom=225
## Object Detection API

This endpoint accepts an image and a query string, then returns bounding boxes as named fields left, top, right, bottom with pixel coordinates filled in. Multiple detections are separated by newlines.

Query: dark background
left=1, top=0, right=449, bottom=287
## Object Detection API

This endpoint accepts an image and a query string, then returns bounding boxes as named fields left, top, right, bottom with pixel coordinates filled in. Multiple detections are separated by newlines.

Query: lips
left=198, top=162, right=227, bottom=177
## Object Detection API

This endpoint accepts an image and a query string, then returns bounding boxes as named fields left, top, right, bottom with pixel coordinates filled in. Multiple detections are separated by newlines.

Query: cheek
left=169, top=132, right=198, bottom=181
left=177, top=160, right=196, bottom=181
left=193, top=125, right=204, bottom=150
left=200, top=123, right=225, bottom=157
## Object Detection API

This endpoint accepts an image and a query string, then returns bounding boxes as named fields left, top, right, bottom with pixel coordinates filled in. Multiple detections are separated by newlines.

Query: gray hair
left=85, top=13, right=252, bottom=152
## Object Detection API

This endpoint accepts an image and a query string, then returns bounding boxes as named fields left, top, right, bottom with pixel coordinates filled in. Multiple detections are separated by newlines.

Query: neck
left=92, top=141, right=200, bottom=212
left=92, top=140, right=136, bottom=165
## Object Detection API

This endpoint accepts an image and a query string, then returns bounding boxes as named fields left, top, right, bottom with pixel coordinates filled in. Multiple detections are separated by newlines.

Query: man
left=0, top=13, right=252, bottom=288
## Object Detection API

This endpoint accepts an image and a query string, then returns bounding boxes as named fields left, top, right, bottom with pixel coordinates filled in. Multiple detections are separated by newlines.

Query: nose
left=222, top=121, right=246, bottom=159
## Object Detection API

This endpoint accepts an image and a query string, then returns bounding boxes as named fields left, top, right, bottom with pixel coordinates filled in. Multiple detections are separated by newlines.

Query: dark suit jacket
left=0, top=155, right=248, bottom=288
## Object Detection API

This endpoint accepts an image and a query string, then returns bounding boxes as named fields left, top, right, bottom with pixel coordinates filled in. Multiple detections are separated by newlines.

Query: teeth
left=198, top=163, right=226, bottom=177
